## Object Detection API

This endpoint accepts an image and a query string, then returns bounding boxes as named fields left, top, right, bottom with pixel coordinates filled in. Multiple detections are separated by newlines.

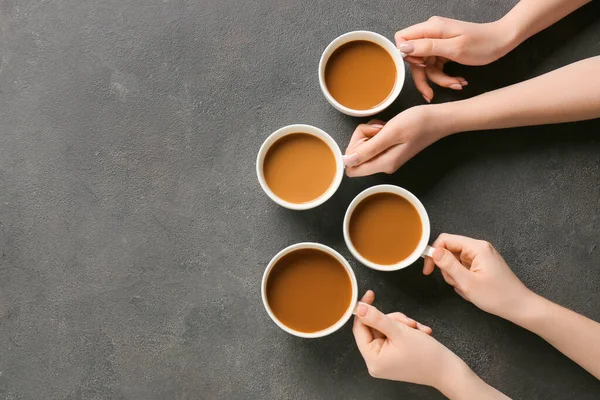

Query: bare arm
left=438, top=56, right=600, bottom=134
left=501, top=0, right=592, bottom=50
left=509, top=293, right=600, bottom=379
left=395, top=0, right=592, bottom=100
left=343, top=57, right=600, bottom=176
left=427, top=235, right=600, bottom=380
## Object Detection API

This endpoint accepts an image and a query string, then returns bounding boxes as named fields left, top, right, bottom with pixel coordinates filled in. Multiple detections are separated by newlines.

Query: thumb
left=344, top=128, right=394, bottom=168
left=356, top=302, right=402, bottom=339
left=398, top=38, right=458, bottom=60
left=432, top=248, right=471, bottom=287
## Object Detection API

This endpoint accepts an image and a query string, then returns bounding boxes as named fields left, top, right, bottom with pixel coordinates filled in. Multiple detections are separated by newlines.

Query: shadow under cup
left=261, top=243, right=358, bottom=338
left=343, top=185, right=434, bottom=271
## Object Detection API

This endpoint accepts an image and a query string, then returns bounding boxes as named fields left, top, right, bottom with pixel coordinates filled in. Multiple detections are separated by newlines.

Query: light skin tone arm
left=353, top=290, right=510, bottom=399
left=343, top=56, right=600, bottom=175
left=395, top=0, right=591, bottom=101
left=424, top=234, right=600, bottom=380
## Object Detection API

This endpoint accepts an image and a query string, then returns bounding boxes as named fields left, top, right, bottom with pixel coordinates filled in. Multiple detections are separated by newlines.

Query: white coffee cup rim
left=318, top=30, right=406, bottom=117
left=256, top=124, right=344, bottom=210
left=261, top=242, right=359, bottom=338
left=343, top=185, right=432, bottom=271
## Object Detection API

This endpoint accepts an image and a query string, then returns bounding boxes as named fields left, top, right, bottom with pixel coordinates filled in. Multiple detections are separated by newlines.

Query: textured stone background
left=1, top=0, right=599, bottom=399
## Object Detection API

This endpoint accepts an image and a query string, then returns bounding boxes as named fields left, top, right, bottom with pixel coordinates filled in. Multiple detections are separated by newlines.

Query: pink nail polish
left=417, top=322, right=431, bottom=330
left=369, top=124, right=384, bottom=129
left=422, top=94, right=431, bottom=103
left=398, top=43, right=414, bottom=54
left=417, top=63, right=427, bottom=68
left=344, top=152, right=360, bottom=167
left=406, top=317, right=416, bottom=324
left=460, top=80, right=468, bottom=86
left=449, top=83, right=462, bottom=90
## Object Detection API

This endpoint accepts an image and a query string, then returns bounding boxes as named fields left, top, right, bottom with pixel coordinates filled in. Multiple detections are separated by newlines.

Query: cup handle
left=421, top=245, right=435, bottom=258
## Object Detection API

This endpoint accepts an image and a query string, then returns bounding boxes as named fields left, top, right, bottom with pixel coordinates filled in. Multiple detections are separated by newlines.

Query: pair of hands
left=354, top=234, right=532, bottom=388
left=344, top=17, right=516, bottom=177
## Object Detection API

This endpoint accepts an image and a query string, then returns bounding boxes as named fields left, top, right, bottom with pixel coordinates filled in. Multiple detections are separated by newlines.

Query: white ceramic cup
left=318, top=30, right=406, bottom=117
left=343, top=185, right=435, bottom=271
left=256, top=124, right=344, bottom=210
left=261, top=242, right=359, bottom=338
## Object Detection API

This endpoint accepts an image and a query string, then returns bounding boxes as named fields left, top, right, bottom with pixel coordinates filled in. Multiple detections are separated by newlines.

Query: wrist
left=504, top=290, right=548, bottom=327
left=495, top=10, right=528, bottom=54
left=427, top=101, right=470, bottom=139
left=487, top=19, right=519, bottom=60
left=435, top=358, right=492, bottom=400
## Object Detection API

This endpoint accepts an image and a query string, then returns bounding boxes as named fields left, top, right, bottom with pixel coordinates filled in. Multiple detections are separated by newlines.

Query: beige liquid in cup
left=325, top=40, right=396, bottom=110
left=263, top=133, right=336, bottom=203
left=349, top=193, right=422, bottom=265
left=266, top=248, right=352, bottom=333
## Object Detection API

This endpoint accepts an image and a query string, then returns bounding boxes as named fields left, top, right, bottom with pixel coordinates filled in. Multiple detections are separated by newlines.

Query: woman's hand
left=395, top=16, right=514, bottom=101
left=424, top=234, right=534, bottom=320
left=353, top=291, right=462, bottom=388
left=343, top=106, right=448, bottom=176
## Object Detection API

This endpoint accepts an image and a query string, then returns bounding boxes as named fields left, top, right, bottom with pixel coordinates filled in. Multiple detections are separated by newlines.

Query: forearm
left=506, top=292, right=600, bottom=379
left=499, top=0, right=590, bottom=51
left=434, top=56, right=600, bottom=136
left=436, top=360, right=510, bottom=400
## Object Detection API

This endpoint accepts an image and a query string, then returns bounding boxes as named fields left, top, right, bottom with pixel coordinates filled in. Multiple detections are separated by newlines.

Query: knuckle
left=479, top=240, right=494, bottom=252
left=383, top=165, right=398, bottom=175
left=368, top=365, right=381, bottom=378
left=428, top=15, right=444, bottom=25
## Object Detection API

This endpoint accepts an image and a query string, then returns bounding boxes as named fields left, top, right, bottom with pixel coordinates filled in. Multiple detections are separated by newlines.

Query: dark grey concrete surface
left=1, top=0, right=599, bottom=398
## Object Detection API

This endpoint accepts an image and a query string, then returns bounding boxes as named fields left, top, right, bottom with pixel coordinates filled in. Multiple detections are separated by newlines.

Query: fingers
left=410, top=65, right=433, bottom=102
left=399, top=37, right=460, bottom=60
left=387, top=312, right=433, bottom=335
left=432, top=248, right=471, bottom=288
left=344, top=125, right=396, bottom=168
left=353, top=291, right=376, bottom=354
left=425, top=66, right=467, bottom=90
left=346, top=143, right=416, bottom=177
left=387, top=312, right=417, bottom=329
left=356, top=302, right=402, bottom=339
left=431, top=233, right=482, bottom=266
left=422, top=257, right=435, bottom=275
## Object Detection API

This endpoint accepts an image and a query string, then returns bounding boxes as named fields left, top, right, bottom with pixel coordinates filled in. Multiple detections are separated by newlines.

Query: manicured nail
left=400, top=51, right=407, bottom=58
left=449, top=83, right=462, bottom=90
left=369, top=123, right=384, bottom=129
left=398, top=43, right=414, bottom=54
left=460, top=80, right=468, bottom=86
left=432, top=248, right=444, bottom=262
left=417, top=322, right=431, bottom=330
left=417, top=63, right=427, bottom=68
left=406, top=317, right=416, bottom=325
left=343, top=152, right=360, bottom=167
left=356, top=302, right=368, bottom=317
left=422, top=94, right=431, bottom=103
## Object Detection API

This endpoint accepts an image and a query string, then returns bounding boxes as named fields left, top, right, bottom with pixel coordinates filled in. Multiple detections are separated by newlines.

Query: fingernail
left=433, top=248, right=444, bottom=262
left=449, top=83, right=462, bottom=90
left=422, top=94, right=431, bottom=104
left=356, top=302, right=368, bottom=317
left=417, top=63, right=427, bottom=68
left=343, top=152, right=360, bottom=167
left=406, top=317, right=416, bottom=325
left=369, top=123, right=384, bottom=129
left=398, top=43, right=414, bottom=54
left=400, top=51, right=407, bottom=58
left=356, top=137, right=369, bottom=145
left=460, top=80, right=468, bottom=86
left=417, top=322, right=431, bottom=330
